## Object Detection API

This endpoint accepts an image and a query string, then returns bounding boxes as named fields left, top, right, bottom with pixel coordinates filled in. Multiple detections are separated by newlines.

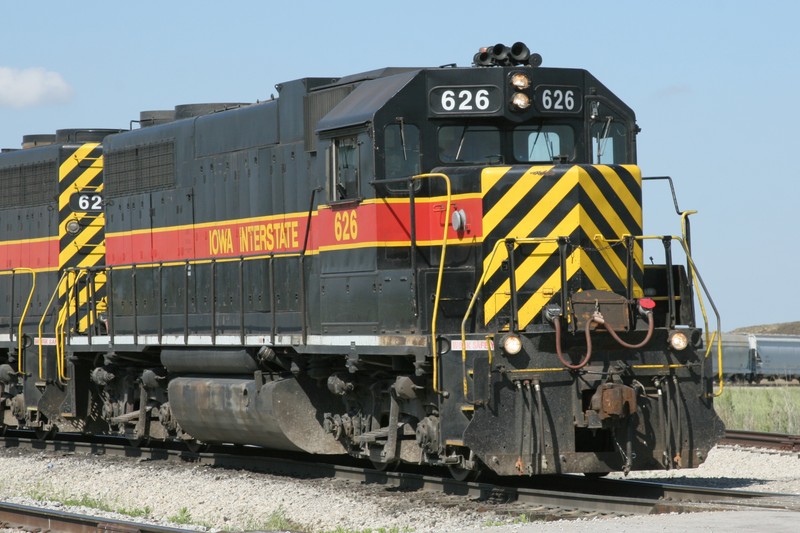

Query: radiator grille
left=105, top=141, right=175, bottom=196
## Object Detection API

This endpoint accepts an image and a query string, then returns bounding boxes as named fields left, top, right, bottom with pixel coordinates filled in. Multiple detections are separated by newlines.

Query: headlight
left=510, top=72, right=530, bottom=90
left=510, top=92, right=531, bottom=111
left=669, top=331, right=689, bottom=351
left=66, top=219, right=81, bottom=234
left=502, top=334, right=522, bottom=355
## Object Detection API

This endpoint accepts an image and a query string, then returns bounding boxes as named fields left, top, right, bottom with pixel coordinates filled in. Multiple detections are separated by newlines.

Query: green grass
left=714, top=385, right=800, bottom=433
left=168, top=507, right=193, bottom=524
left=240, top=507, right=309, bottom=532
left=24, top=489, right=153, bottom=519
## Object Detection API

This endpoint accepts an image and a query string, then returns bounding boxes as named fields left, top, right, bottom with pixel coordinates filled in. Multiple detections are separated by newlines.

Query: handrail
left=10, top=268, right=37, bottom=374
left=61, top=251, right=297, bottom=348
left=410, top=173, right=452, bottom=394
left=634, top=234, right=723, bottom=397
left=55, top=269, right=87, bottom=383
left=38, top=271, right=69, bottom=379
left=460, top=237, right=561, bottom=398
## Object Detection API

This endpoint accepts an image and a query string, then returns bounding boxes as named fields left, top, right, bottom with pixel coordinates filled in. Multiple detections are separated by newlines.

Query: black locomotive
left=0, top=43, right=724, bottom=477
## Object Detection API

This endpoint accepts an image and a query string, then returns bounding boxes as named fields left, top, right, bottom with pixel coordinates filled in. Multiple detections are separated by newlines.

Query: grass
left=168, top=506, right=192, bottom=524
left=25, top=488, right=153, bottom=519
left=714, top=385, right=800, bottom=433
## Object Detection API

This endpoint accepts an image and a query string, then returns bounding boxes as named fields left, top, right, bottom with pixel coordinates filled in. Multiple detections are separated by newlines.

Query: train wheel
left=447, top=465, right=480, bottom=482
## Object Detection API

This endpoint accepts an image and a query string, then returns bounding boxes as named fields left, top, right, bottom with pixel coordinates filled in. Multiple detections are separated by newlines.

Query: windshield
left=513, top=124, right=575, bottom=163
left=438, top=125, right=500, bottom=164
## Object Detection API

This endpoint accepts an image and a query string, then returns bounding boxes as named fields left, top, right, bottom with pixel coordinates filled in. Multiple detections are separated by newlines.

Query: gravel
left=0, top=444, right=798, bottom=532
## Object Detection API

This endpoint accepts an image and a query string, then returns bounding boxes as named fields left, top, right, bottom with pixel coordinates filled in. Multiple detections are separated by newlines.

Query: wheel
left=448, top=464, right=480, bottom=482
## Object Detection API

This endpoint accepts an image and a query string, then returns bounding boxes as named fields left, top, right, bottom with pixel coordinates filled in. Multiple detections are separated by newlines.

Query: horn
left=490, top=43, right=511, bottom=65
left=509, top=42, right=531, bottom=65
left=473, top=47, right=494, bottom=67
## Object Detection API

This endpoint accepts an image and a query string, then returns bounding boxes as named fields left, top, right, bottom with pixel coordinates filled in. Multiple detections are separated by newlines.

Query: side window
left=384, top=123, right=421, bottom=181
left=590, top=103, right=631, bottom=164
left=513, top=125, right=575, bottom=162
left=330, top=136, right=360, bottom=200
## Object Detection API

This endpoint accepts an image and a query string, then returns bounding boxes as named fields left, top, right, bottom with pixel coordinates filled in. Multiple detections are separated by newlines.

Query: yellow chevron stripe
left=577, top=207, right=644, bottom=292
left=59, top=157, right=104, bottom=211
left=596, top=165, right=642, bottom=222
left=483, top=206, right=580, bottom=323
left=514, top=252, right=581, bottom=328
left=482, top=166, right=578, bottom=279
left=482, top=166, right=550, bottom=236
left=58, top=219, right=105, bottom=266
left=480, top=166, right=512, bottom=195
left=483, top=202, right=644, bottom=328
left=58, top=143, right=101, bottom=182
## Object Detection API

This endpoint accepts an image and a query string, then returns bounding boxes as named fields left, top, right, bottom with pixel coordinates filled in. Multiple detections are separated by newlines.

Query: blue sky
left=0, top=1, right=796, bottom=330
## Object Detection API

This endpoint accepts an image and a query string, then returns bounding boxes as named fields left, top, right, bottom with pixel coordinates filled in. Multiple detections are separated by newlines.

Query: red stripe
left=0, top=239, right=59, bottom=270
left=107, top=198, right=484, bottom=265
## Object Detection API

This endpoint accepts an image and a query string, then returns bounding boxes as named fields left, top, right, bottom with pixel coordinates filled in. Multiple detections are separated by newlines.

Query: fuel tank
left=168, top=375, right=346, bottom=454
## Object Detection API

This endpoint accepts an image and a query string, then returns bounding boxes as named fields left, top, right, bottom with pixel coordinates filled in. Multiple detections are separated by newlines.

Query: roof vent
left=22, top=134, right=56, bottom=149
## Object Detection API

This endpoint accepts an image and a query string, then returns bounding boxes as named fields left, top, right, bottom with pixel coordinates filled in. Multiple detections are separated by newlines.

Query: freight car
left=0, top=43, right=724, bottom=477
left=717, top=333, right=800, bottom=383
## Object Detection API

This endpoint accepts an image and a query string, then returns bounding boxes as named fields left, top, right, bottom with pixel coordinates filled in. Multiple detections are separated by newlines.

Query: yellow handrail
left=38, top=271, right=70, bottom=379
left=411, top=173, right=452, bottom=394
left=54, top=269, right=86, bottom=383
left=12, top=268, right=36, bottom=374
left=634, top=233, right=723, bottom=397
left=459, top=237, right=561, bottom=397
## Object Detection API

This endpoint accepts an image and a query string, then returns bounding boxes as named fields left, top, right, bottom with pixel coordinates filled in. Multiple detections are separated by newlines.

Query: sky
left=0, top=0, right=796, bottom=331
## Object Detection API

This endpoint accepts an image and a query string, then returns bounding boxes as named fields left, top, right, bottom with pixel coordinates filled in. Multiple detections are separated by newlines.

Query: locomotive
left=0, top=43, right=725, bottom=477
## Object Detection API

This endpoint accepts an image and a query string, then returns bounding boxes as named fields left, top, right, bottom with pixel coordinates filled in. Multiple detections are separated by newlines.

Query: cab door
left=319, top=134, right=378, bottom=335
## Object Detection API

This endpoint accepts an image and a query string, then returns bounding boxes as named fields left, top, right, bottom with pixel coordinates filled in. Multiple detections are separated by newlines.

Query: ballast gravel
left=0, top=445, right=798, bottom=533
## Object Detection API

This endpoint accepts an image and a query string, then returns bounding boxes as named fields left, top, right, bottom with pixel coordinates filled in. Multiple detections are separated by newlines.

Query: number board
left=69, top=192, right=103, bottom=212
left=534, top=86, right=582, bottom=114
left=429, top=86, right=501, bottom=115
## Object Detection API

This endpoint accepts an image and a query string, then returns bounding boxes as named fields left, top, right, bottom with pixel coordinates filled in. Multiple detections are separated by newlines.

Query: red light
left=638, top=298, right=656, bottom=310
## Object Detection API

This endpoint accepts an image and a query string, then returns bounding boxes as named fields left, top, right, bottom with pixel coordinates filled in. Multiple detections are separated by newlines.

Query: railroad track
left=0, top=500, right=195, bottom=533
left=2, top=430, right=799, bottom=526
left=722, top=429, right=800, bottom=452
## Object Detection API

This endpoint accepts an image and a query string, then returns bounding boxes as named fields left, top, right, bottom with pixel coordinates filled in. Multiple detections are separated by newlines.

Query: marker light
left=510, top=92, right=531, bottom=110
left=669, top=330, right=689, bottom=351
left=66, top=219, right=81, bottom=234
left=510, top=72, right=531, bottom=90
left=502, top=334, right=522, bottom=355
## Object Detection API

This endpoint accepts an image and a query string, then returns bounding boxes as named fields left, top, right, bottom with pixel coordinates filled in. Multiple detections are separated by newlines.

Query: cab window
left=438, top=125, right=500, bottom=163
left=384, top=123, right=421, bottom=180
left=513, top=125, right=575, bottom=162
left=590, top=102, right=632, bottom=164
left=330, top=136, right=360, bottom=200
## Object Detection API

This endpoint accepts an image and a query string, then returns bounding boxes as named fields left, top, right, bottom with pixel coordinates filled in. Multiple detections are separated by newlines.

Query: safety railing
left=0, top=268, right=37, bottom=374
left=458, top=229, right=722, bottom=399
left=51, top=252, right=305, bottom=350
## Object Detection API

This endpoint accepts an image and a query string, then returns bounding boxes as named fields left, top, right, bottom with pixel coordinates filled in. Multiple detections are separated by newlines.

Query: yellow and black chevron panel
left=58, top=143, right=107, bottom=333
left=481, top=164, right=644, bottom=330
